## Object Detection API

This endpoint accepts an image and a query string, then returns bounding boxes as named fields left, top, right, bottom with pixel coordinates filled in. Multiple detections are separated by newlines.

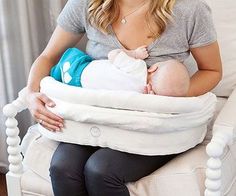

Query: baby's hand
left=134, top=45, right=149, bottom=59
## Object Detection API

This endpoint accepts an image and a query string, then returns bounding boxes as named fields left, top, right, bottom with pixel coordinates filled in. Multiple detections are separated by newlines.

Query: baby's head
left=148, top=60, right=190, bottom=97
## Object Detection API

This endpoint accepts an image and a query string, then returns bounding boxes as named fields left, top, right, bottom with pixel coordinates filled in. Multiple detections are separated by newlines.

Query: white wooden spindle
left=205, top=125, right=234, bottom=196
left=3, top=89, right=28, bottom=196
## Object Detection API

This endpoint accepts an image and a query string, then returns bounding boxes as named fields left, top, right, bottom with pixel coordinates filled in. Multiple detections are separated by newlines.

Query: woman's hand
left=143, top=83, right=155, bottom=94
left=26, top=26, right=84, bottom=131
left=148, top=64, right=159, bottom=73
left=143, top=64, right=159, bottom=94
left=27, top=92, right=64, bottom=132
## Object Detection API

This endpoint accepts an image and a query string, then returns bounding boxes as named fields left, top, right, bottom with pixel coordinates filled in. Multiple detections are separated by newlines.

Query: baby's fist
left=134, top=45, right=149, bottom=59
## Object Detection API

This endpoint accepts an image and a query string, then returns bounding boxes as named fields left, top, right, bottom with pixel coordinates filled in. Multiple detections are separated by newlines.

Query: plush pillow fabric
left=37, top=77, right=217, bottom=155
left=184, top=0, right=236, bottom=97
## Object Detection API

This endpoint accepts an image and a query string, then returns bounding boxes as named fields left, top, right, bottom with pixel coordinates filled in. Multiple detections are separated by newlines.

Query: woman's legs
left=49, top=142, right=99, bottom=196
left=84, top=148, right=177, bottom=196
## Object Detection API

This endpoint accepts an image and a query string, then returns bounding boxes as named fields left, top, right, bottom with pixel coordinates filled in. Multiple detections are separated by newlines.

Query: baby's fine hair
left=151, top=60, right=190, bottom=97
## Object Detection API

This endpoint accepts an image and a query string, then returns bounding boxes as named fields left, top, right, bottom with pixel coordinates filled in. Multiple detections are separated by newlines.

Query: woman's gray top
left=57, top=0, right=216, bottom=67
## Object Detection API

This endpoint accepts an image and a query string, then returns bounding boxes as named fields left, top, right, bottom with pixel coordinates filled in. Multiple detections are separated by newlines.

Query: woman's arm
left=27, top=26, right=84, bottom=93
left=188, top=41, right=222, bottom=96
left=27, top=25, right=84, bottom=131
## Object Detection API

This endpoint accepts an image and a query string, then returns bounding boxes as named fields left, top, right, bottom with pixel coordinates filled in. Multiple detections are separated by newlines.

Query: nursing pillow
left=39, top=77, right=217, bottom=155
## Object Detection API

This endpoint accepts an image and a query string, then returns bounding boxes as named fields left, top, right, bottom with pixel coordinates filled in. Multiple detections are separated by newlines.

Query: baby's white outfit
left=81, top=51, right=147, bottom=93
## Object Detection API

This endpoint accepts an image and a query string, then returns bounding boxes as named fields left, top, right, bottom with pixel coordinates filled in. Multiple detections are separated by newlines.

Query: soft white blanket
left=81, top=51, right=147, bottom=93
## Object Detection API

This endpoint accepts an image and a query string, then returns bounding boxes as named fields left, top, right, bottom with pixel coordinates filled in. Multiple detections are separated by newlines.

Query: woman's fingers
left=37, top=103, right=64, bottom=130
left=38, top=93, right=56, bottom=107
left=37, top=93, right=64, bottom=122
left=37, top=109, right=63, bottom=128
left=38, top=118, right=60, bottom=132
left=146, top=83, right=155, bottom=94
left=143, top=85, right=155, bottom=95
left=28, top=92, right=64, bottom=132
left=143, top=85, right=148, bottom=94
left=33, top=106, right=63, bottom=132
left=147, top=83, right=152, bottom=93
left=148, top=64, right=158, bottom=73
left=144, top=84, right=155, bottom=95
left=40, top=104, right=64, bottom=122
left=149, top=90, right=155, bottom=95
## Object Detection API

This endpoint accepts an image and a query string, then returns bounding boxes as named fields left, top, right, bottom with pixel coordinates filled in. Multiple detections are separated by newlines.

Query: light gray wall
left=0, top=0, right=68, bottom=173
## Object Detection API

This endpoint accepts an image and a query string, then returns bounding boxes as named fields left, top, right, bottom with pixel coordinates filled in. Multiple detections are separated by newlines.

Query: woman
left=26, top=0, right=222, bottom=195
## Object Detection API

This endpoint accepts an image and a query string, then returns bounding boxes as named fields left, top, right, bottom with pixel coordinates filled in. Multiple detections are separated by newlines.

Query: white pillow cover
left=38, top=77, right=217, bottom=155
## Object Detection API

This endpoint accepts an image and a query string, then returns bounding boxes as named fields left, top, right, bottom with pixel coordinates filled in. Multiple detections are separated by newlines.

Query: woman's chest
left=111, top=17, right=155, bottom=50
left=86, top=17, right=190, bottom=66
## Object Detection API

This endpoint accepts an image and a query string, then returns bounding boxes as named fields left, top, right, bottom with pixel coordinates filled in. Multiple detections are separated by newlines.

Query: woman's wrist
left=26, top=85, right=39, bottom=94
left=25, top=85, right=41, bottom=103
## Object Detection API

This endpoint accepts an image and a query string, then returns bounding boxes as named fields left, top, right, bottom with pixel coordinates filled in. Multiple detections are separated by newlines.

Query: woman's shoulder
left=57, top=0, right=90, bottom=34
left=173, top=0, right=212, bottom=19
left=174, top=0, right=210, bottom=9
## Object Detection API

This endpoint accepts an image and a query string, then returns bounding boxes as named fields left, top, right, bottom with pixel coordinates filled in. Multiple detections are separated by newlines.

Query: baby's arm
left=108, top=45, right=149, bottom=63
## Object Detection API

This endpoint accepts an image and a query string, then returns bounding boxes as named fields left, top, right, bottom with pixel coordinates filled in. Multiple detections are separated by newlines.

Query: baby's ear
left=148, top=63, right=159, bottom=73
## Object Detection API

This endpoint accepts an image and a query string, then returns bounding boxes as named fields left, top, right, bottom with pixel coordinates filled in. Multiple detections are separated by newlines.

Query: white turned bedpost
left=205, top=125, right=234, bottom=196
left=205, top=88, right=236, bottom=196
left=3, top=89, right=28, bottom=196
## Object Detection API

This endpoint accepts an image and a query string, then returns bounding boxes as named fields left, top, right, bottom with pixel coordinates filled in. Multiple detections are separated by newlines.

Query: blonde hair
left=88, top=0, right=176, bottom=38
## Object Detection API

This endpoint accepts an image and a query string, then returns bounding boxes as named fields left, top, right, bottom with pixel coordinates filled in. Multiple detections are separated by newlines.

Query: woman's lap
left=50, top=142, right=176, bottom=196
left=85, top=147, right=176, bottom=182
left=50, top=143, right=99, bottom=196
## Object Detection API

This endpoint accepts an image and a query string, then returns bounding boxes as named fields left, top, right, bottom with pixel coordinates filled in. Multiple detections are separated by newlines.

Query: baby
left=50, top=47, right=190, bottom=97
